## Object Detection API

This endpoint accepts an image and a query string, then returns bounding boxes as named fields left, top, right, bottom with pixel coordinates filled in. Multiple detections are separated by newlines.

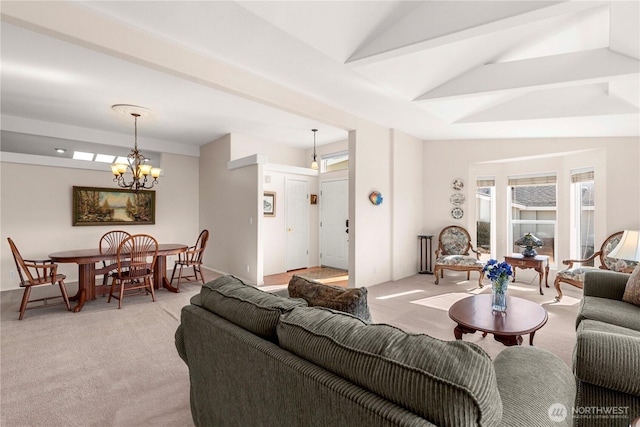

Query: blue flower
left=483, top=259, right=513, bottom=281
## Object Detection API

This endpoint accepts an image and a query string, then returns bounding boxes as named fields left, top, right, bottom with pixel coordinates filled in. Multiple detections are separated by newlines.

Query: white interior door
left=285, top=179, right=309, bottom=271
left=320, top=179, right=348, bottom=270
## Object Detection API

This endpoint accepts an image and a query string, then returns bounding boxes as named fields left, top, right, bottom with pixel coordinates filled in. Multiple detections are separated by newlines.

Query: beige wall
left=199, top=134, right=262, bottom=283
left=424, top=137, right=640, bottom=268
left=208, top=134, right=350, bottom=282
left=4, top=134, right=635, bottom=293
left=349, top=124, right=393, bottom=287
left=0, top=153, right=200, bottom=291
left=391, top=130, right=425, bottom=280
left=230, top=133, right=307, bottom=166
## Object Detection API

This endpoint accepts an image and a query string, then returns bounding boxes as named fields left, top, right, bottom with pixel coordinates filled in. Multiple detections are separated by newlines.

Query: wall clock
left=451, top=207, right=464, bottom=219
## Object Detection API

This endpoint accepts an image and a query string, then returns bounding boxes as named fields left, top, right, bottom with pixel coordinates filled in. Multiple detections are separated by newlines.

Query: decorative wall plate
left=451, top=207, right=464, bottom=219
left=452, top=179, right=464, bottom=191
left=369, top=191, right=383, bottom=205
left=450, top=193, right=465, bottom=205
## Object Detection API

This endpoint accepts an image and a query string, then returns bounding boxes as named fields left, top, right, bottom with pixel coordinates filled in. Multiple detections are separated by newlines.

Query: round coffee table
left=448, top=294, right=548, bottom=346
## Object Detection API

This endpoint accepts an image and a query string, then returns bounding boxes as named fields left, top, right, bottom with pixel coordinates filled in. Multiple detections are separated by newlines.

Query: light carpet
left=1, top=281, right=204, bottom=427
left=1, top=269, right=581, bottom=426
left=367, top=269, right=582, bottom=366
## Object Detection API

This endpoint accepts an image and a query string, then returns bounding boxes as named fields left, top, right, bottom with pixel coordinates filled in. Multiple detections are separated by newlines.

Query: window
left=320, top=151, right=348, bottom=173
left=476, top=178, right=495, bottom=263
left=571, top=169, right=595, bottom=264
left=509, top=174, right=557, bottom=265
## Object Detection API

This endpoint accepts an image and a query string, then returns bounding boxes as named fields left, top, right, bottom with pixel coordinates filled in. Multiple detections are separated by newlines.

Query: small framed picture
left=310, top=194, right=318, bottom=205
left=263, top=192, right=276, bottom=216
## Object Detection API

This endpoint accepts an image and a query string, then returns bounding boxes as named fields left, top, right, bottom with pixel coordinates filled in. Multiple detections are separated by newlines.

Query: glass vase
left=491, top=277, right=509, bottom=312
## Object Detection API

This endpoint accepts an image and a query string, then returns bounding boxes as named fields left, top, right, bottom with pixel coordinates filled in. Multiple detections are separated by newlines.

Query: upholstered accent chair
left=434, top=226, right=485, bottom=287
left=554, top=231, right=638, bottom=301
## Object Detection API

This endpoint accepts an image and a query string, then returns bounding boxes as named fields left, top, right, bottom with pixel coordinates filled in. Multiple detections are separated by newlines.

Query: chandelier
left=110, top=105, right=160, bottom=191
left=310, top=128, right=318, bottom=170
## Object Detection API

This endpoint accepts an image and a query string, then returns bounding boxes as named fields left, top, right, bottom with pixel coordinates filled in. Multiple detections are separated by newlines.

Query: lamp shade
left=609, top=230, right=640, bottom=262
left=514, top=233, right=543, bottom=257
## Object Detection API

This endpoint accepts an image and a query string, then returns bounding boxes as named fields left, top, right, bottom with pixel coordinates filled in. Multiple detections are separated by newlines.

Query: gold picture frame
left=72, top=186, right=156, bottom=226
left=263, top=191, right=276, bottom=217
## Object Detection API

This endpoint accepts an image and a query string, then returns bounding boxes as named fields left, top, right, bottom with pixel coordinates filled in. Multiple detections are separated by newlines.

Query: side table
left=503, top=254, right=549, bottom=295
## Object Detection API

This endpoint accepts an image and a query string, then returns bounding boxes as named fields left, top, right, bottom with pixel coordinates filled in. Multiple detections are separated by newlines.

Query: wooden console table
left=503, top=254, right=549, bottom=295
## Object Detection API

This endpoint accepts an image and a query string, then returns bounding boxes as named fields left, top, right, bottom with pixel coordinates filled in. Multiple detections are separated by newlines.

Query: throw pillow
left=288, top=275, right=372, bottom=322
left=622, top=264, right=640, bottom=306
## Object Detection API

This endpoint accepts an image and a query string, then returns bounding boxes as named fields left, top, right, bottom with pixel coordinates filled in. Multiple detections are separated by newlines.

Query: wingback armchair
left=434, top=226, right=485, bottom=287
left=554, top=231, right=638, bottom=301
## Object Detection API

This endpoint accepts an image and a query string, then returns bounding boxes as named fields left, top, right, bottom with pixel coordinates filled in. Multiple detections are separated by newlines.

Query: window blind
left=508, top=175, right=556, bottom=186
left=476, top=178, right=495, bottom=187
left=571, top=170, right=594, bottom=183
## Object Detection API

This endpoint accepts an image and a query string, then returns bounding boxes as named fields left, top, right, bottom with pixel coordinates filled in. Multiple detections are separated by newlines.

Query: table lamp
left=514, top=233, right=543, bottom=257
left=608, top=230, right=640, bottom=263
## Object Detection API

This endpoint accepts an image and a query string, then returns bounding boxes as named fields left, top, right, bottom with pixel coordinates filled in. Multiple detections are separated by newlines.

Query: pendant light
left=311, top=128, right=318, bottom=170
left=110, top=104, right=161, bottom=191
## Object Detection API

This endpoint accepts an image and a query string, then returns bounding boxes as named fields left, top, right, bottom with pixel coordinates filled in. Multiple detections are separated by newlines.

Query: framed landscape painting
left=72, top=186, right=155, bottom=226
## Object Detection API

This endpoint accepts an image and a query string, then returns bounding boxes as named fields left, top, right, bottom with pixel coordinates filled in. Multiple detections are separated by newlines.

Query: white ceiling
left=1, top=1, right=639, bottom=161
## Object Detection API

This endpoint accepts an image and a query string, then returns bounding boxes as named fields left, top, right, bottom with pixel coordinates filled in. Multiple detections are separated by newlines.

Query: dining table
left=49, top=243, right=188, bottom=312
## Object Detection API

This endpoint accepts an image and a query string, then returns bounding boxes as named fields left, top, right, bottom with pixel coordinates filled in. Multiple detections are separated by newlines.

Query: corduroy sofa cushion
left=574, top=320, right=640, bottom=396
left=196, top=275, right=306, bottom=342
left=577, top=296, right=640, bottom=331
left=277, top=306, right=502, bottom=427
left=288, top=275, right=372, bottom=322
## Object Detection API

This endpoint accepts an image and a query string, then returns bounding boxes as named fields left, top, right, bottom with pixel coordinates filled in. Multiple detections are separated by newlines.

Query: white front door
left=285, top=179, right=309, bottom=271
left=320, top=179, right=348, bottom=270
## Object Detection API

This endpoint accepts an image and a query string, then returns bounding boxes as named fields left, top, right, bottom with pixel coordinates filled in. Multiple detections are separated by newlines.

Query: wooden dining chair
left=170, top=229, right=209, bottom=290
left=95, top=230, right=131, bottom=294
left=7, top=237, right=71, bottom=320
left=108, top=234, right=158, bottom=309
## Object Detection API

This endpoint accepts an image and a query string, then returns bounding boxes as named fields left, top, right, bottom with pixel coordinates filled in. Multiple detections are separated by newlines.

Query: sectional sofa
left=573, top=270, right=640, bottom=426
left=175, top=275, right=575, bottom=426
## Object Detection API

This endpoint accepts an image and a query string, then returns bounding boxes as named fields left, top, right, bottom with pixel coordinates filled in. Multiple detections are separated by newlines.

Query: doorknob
left=288, top=228, right=292, bottom=232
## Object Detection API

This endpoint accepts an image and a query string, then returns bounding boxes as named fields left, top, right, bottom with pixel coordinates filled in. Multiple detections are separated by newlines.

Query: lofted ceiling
left=1, top=1, right=638, bottom=162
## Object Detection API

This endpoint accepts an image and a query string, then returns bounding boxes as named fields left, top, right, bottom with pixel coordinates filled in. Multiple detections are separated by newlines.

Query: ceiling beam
left=456, top=84, right=639, bottom=123
left=415, top=48, right=639, bottom=101
left=346, top=1, right=606, bottom=66
left=0, top=0, right=360, bottom=133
